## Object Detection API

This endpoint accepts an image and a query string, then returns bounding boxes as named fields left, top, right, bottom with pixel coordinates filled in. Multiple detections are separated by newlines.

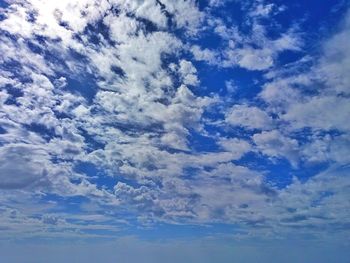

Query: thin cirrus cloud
left=0, top=0, right=349, bottom=262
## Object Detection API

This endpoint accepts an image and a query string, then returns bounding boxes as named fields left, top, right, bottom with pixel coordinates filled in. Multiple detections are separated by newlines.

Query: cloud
left=277, top=165, right=350, bottom=232
left=257, top=8, right=350, bottom=170
left=253, top=130, right=299, bottom=167
left=283, top=96, right=350, bottom=131
left=191, top=2, right=301, bottom=71
left=221, top=30, right=300, bottom=71
left=217, top=138, right=251, bottom=157
left=231, top=47, right=274, bottom=71
left=0, top=144, right=49, bottom=189
left=317, top=10, right=350, bottom=95
left=225, top=104, right=274, bottom=130
left=190, top=45, right=219, bottom=65
left=176, top=59, right=199, bottom=86
left=0, top=0, right=349, bottom=244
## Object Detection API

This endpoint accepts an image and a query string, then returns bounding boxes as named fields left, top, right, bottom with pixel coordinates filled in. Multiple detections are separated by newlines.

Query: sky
left=0, top=0, right=349, bottom=262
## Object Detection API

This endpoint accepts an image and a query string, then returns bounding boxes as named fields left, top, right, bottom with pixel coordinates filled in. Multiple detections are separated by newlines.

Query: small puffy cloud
left=222, top=32, right=300, bottom=71
left=226, top=105, right=274, bottom=130
left=253, top=130, right=299, bottom=167
left=72, top=104, right=90, bottom=118
left=218, top=138, right=251, bottom=159
left=225, top=80, right=237, bottom=93
left=259, top=78, right=302, bottom=108
left=160, top=132, right=189, bottom=151
left=123, top=0, right=168, bottom=29
left=178, top=60, right=199, bottom=86
left=114, top=182, right=155, bottom=205
left=225, top=47, right=274, bottom=71
left=190, top=45, right=219, bottom=65
left=249, top=3, right=275, bottom=17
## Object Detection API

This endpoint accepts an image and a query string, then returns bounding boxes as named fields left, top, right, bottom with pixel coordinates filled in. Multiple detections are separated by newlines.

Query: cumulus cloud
left=0, top=0, right=349, bottom=244
left=253, top=130, right=299, bottom=167
left=283, top=96, right=350, bottom=131
left=0, top=144, right=49, bottom=189
left=226, top=104, right=274, bottom=130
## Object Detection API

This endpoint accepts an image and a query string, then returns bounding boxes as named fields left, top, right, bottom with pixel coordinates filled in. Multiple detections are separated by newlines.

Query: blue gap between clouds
left=74, top=162, right=147, bottom=190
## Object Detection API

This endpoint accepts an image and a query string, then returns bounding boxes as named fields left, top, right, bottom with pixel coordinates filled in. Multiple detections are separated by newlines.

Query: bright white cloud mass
left=0, top=0, right=349, bottom=262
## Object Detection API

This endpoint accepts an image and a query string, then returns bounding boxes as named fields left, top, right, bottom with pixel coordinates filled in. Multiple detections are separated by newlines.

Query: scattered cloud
left=0, top=0, right=349, bottom=249
left=226, top=104, right=274, bottom=130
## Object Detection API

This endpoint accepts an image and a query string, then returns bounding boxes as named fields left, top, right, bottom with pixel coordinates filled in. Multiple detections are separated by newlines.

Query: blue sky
left=0, top=0, right=349, bottom=262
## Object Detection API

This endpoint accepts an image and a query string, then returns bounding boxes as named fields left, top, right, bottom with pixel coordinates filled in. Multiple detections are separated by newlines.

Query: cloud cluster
left=191, top=2, right=300, bottom=71
left=0, top=0, right=349, bottom=242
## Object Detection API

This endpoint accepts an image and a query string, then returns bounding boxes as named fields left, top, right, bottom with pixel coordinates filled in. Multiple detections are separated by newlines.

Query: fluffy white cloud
left=226, top=104, right=274, bottom=130
left=283, top=96, right=350, bottom=131
left=177, top=60, right=199, bottom=86
left=190, top=45, right=219, bottom=65
left=218, top=137, right=251, bottom=158
left=253, top=130, right=299, bottom=167
left=222, top=30, right=300, bottom=71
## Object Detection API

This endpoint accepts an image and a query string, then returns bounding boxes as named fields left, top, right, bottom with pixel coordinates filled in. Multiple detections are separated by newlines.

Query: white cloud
left=103, top=12, right=139, bottom=43
left=226, top=104, right=274, bottom=130
left=234, top=47, right=274, bottom=71
left=283, top=96, right=350, bottom=132
left=317, top=10, right=350, bottom=95
left=277, top=165, right=350, bottom=231
left=257, top=9, right=350, bottom=172
left=121, top=0, right=168, bottom=29
left=161, top=0, right=204, bottom=35
left=253, top=130, right=299, bottom=167
left=249, top=3, right=274, bottom=17
left=196, top=4, right=301, bottom=71
left=0, top=0, right=349, bottom=242
left=190, top=45, right=219, bottom=65
left=259, top=77, right=304, bottom=109
left=218, top=137, right=251, bottom=158
left=178, top=59, right=199, bottom=86
left=221, top=31, right=300, bottom=71
left=225, top=79, right=237, bottom=93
